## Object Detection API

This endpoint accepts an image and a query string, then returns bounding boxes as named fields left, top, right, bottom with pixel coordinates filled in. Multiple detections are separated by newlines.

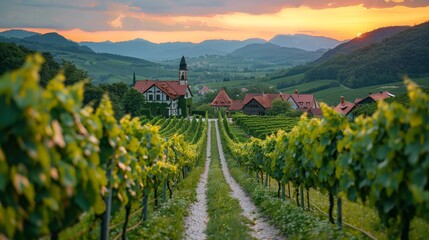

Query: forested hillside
left=0, top=32, right=170, bottom=84
left=315, top=26, right=410, bottom=62
left=304, top=22, right=429, bottom=88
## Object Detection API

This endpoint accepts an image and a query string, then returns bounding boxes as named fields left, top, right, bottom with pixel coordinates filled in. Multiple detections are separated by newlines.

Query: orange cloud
left=2, top=5, right=428, bottom=43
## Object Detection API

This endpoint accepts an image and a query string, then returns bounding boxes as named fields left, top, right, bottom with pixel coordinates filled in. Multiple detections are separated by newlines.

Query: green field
left=51, top=51, right=176, bottom=84
left=311, top=77, right=429, bottom=106
left=279, top=79, right=337, bottom=93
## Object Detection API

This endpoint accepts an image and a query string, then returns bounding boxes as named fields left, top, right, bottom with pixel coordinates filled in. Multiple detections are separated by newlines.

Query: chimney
left=369, top=92, right=372, bottom=95
left=379, top=90, right=383, bottom=94
left=294, top=89, right=298, bottom=94
left=340, top=96, right=345, bottom=104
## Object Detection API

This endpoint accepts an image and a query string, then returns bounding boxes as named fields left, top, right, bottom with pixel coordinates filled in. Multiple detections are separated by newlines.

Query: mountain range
left=80, top=34, right=342, bottom=61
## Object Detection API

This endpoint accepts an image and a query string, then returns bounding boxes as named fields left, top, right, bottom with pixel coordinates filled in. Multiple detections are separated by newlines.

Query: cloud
left=127, top=0, right=429, bottom=15
left=0, top=0, right=428, bottom=33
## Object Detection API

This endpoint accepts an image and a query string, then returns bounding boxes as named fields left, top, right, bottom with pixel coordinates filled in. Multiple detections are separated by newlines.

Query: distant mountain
left=23, top=32, right=77, bottom=47
left=81, top=38, right=266, bottom=61
left=304, top=21, right=429, bottom=88
left=0, top=29, right=40, bottom=39
left=269, top=34, right=343, bottom=51
left=316, top=26, right=410, bottom=62
left=229, top=43, right=326, bottom=65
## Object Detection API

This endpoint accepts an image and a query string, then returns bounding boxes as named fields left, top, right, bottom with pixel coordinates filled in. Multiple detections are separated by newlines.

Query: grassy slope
left=278, top=80, right=337, bottom=93
left=51, top=51, right=176, bottom=84
left=312, top=76, right=429, bottom=105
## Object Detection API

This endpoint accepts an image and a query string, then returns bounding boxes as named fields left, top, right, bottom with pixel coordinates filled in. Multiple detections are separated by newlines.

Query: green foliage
left=266, top=99, right=293, bottom=115
left=143, top=102, right=169, bottom=117
left=195, top=103, right=215, bottom=117
left=0, top=55, right=208, bottom=239
left=123, top=88, right=145, bottom=117
left=0, top=42, right=59, bottom=87
left=220, top=78, right=429, bottom=239
left=0, top=54, right=106, bottom=238
left=233, top=114, right=299, bottom=139
left=178, top=97, right=192, bottom=117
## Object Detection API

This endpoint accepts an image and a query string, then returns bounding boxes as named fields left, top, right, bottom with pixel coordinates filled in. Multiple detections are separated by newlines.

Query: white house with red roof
left=134, top=56, right=193, bottom=116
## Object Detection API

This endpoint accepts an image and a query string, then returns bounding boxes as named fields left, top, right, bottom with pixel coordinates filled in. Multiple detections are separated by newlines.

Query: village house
left=210, top=89, right=320, bottom=116
left=354, top=91, right=395, bottom=105
left=334, top=91, right=395, bottom=119
left=210, top=88, right=233, bottom=109
left=334, top=96, right=357, bottom=119
left=134, top=56, right=193, bottom=116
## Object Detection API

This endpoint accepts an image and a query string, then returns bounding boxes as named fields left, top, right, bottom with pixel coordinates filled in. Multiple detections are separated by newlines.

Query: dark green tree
left=266, top=99, right=292, bottom=115
left=123, top=88, right=145, bottom=117
left=61, top=60, right=88, bottom=86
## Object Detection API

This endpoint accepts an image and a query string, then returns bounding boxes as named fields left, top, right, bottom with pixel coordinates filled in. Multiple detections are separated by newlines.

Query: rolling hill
left=0, top=29, right=40, bottom=39
left=269, top=34, right=343, bottom=51
left=0, top=31, right=174, bottom=84
left=304, top=21, right=429, bottom=88
left=81, top=38, right=266, bottom=61
left=229, top=43, right=326, bottom=65
left=315, top=26, right=410, bottom=62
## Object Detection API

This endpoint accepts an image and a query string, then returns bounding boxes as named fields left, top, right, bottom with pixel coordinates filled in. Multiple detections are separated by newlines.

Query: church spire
left=179, top=56, right=188, bottom=85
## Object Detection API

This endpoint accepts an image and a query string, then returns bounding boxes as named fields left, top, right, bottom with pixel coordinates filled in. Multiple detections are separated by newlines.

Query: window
left=156, top=89, right=161, bottom=93
left=148, top=90, right=153, bottom=93
left=156, top=94, right=161, bottom=101
left=306, top=102, right=310, bottom=105
left=166, top=96, right=170, bottom=101
left=299, top=102, right=303, bottom=105
left=149, top=95, right=153, bottom=101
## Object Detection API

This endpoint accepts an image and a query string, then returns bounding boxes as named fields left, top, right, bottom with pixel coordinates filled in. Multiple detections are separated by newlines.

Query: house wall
left=143, top=85, right=179, bottom=116
left=357, top=97, right=375, bottom=105
left=287, top=97, right=298, bottom=109
left=243, top=99, right=266, bottom=115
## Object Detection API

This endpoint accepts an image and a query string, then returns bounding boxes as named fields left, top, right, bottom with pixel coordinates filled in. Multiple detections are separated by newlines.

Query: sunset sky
left=1, top=0, right=428, bottom=43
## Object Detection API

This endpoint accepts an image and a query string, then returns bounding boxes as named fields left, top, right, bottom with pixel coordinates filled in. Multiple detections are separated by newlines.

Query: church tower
left=179, top=56, right=187, bottom=85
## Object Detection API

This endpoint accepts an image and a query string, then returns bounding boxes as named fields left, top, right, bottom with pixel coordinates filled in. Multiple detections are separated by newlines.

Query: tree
left=0, top=42, right=59, bottom=87
left=61, top=60, right=88, bottom=86
left=123, top=88, right=145, bottom=117
left=266, top=99, right=292, bottom=115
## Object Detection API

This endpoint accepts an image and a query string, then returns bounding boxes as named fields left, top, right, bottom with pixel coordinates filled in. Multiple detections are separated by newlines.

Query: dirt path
left=183, top=122, right=211, bottom=240
left=214, top=120, right=283, bottom=240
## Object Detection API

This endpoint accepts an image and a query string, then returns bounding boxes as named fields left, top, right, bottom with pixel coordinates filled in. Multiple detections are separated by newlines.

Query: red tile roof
left=252, top=95, right=271, bottom=108
left=368, top=91, right=395, bottom=101
left=229, top=100, right=244, bottom=111
left=211, top=88, right=233, bottom=107
left=134, top=80, right=191, bottom=100
left=239, top=93, right=318, bottom=111
left=355, top=91, right=395, bottom=104
left=334, top=101, right=356, bottom=116
left=308, top=108, right=323, bottom=117
left=287, top=93, right=318, bottom=109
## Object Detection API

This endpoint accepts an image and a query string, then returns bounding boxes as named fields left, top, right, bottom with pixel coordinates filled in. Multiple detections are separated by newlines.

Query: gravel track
left=214, top=120, right=284, bottom=240
left=184, top=122, right=211, bottom=240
